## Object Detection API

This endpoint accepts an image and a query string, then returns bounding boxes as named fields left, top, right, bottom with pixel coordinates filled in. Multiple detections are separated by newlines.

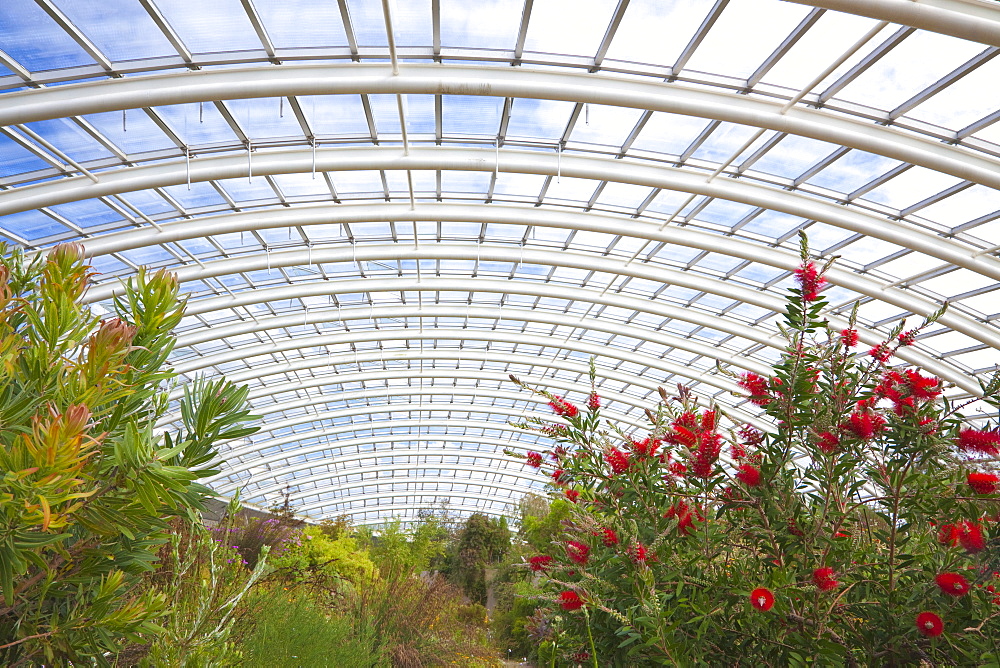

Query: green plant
left=0, top=244, right=257, bottom=666
left=137, top=499, right=272, bottom=667
left=234, top=589, right=385, bottom=667
left=509, top=236, right=1000, bottom=666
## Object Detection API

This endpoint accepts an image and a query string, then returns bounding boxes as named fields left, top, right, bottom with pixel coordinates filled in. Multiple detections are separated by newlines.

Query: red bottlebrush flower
left=587, top=392, right=600, bottom=411
left=787, top=518, right=805, bottom=537
left=599, top=528, right=618, bottom=547
left=898, top=330, right=917, bottom=346
left=794, top=261, right=826, bottom=301
left=750, top=587, right=775, bottom=611
left=968, top=472, right=1000, bottom=495
left=935, top=572, right=970, bottom=597
left=816, top=431, right=840, bottom=454
left=738, top=373, right=772, bottom=406
left=548, top=395, right=579, bottom=418
left=735, top=464, right=761, bottom=487
left=840, top=328, right=859, bottom=348
left=551, top=445, right=568, bottom=460
left=526, top=451, right=543, bottom=468
left=559, top=590, right=584, bottom=611
left=565, top=540, right=590, bottom=565
left=959, top=521, right=986, bottom=553
left=916, top=611, right=943, bottom=637
left=738, top=424, right=765, bottom=446
left=813, top=567, right=838, bottom=591
left=528, top=555, right=553, bottom=572
left=606, top=447, right=631, bottom=475
left=691, top=432, right=723, bottom=478
left=667, top=460, right=687, bottom=478
left=938, top=523, right=960, bottom=547
left=869, top=344, right=892, bottom=363
left=564, top=489, right=580, bottom=503
left=957, top=429, right=1000, bottom=456
left=844, top=411, right=886, bottom=441
left=551, top=469, right=566, bottom=485
left=904, top=369, right=941, bottom=400
left=570, top=651, right=591, bottom=663
left=670, top=424, right=698, bottom=448
left=665, top=500, right=702, bottom=536
left=629, top=542, right=648, bottom=564
left=701, top=410, right=717, bottom=432
left=631, top=437, right=660, bottom=459
left=730, top=442, right=747, bottom=461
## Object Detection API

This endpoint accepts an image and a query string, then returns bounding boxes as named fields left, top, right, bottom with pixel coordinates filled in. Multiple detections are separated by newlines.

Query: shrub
left=234, top=589, right=384, bottom=667
left=510, top=235, right=1000, bottom=666
left=0, top=245, right=257, bottom=666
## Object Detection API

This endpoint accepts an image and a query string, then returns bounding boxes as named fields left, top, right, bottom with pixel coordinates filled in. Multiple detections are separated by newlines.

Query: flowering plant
left=509, top=234, right=1000, bottom=666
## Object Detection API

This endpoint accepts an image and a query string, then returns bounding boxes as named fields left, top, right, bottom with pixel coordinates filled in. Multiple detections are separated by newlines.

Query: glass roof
left=2, top=0, right=999, bottom=525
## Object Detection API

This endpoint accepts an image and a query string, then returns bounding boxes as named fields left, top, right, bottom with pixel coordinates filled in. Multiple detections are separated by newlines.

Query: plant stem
left=584, top=606, right=598, bottom=668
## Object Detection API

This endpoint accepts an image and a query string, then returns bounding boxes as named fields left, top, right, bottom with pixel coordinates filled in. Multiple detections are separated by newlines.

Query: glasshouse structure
left=2, top=0, right=1000, bottom=664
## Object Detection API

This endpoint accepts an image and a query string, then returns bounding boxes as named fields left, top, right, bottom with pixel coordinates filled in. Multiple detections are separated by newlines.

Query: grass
left=235, top=589, right=385, bottom=667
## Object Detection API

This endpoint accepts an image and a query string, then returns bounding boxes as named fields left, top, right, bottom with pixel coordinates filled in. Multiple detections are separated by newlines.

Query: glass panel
left=0, top=0, right=94, bottom=71
left=439, top=0, right=522, bottom=51
left=156, top=0, right=262, bottom=53
left=254, top=0, right=348, bottom=48
left=523, top=0, right=619, bottom=57
left=54, top=0, right=176, bottom=62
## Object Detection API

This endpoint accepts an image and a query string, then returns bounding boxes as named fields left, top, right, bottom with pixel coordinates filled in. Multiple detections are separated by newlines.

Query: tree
left=0, top=244, right=258, bottom=666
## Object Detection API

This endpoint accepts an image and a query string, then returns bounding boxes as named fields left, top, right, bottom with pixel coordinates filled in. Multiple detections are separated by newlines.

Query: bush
left=0, top=245, right=257, bottom=666
left=510, top=236, right=1000, bottom=666
left=234, top=589, right=384, bottom=667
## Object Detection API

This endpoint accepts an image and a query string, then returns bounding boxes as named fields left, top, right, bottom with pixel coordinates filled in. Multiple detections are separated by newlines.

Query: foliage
left=233, top=589, right=385, bottom=667
left=0, top=244, right=257, bottom=666
left=213, top=511, right=301, bottom=569
left=509, top=236, right=1000, bottom=666
left=448, top=513, right=511, bottom=605
left=271, top=524, right=378, bottom=590
left=136, top=500, right=272, bottom=667
left=348, top=563, right=501, bottom=668
left=359, top=514, right=452, bottom=575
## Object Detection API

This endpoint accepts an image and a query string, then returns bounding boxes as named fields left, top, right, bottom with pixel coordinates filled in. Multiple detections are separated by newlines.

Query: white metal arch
left=165, top=272, right=982, bottom=393
left=0, top=64, right=995, bottom=190
left=297, top=490, right=537, bottom=518
left=21, top=148, right=1000, bottom=280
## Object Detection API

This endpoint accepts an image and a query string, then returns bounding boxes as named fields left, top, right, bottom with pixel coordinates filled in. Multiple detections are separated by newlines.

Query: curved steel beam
left=1, top=64, right=995, bottom=190
left=18, top=148, right=1000, bottom=282
left=296, top=489, right=532, bottom=517
left=208, top=434, right=563, bottom=487
left=785, top=0, right=1000, bottom=47
left=166, top=276, right=983, bottom=395
left=174, top=387, right=653, bottom=432
left=333, top=503, right=517, bottom=525
left=246, top=473, right=545, bottom=508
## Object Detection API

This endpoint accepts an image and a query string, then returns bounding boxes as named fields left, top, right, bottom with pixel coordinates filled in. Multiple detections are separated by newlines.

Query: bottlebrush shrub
left=507, top=234, right=1000, bottom=667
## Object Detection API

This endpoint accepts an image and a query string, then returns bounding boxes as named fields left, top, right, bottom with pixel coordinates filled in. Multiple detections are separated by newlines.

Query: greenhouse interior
left=1, top=0, right=1000, bottom=665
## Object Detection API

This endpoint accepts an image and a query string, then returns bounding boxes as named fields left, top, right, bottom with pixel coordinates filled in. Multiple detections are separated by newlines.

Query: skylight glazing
left=1, top=0, right=998, bottom=524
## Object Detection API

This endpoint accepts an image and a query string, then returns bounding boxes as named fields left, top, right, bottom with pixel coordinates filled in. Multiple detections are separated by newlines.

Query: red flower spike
left=551, top=469, right=566, bottom=485
left=564, top=489, right=580, bottom=503
left=968, top=472, right=1000, bottom=495
left=606, top=447, right=631, bottom=475
left=738, top=424, right=765, bottom=446
left=570, top=652, right=591, bottom=663
left=631, top=437, right=660, bottom=459
left=599, top=528, right=618, bottom=547
left=526, top=451, right=543, bottom=468
left=794, top=261, right=826, bottom=301
left=587, top=392, right=600, bottom=411
left=959, top=521, right=986, bottom=553
left=630, top=542, right=648, bottom=564
left=735, top=464, right=761, bottom=487
left=813, top=567, right=838, bottom=591
left=548, top=395, right=579, bottom=418
left=738, top=373, right=772, bottom=406
left=559, top=590, right=584, bottom=611
left=916, top=611, right=943, bottom=637
left=816, top=431, right=840, bottom=454
left=565, top=540, right=590, bottom=565
left=869, top=344, right=892, bottom=363
left=665, top=501, right=703, bottom=536
left=957, top=429, right=1000, bottom=456
left=750, top=587, right=775, bottom=611
left=898, top=330, right=917, bottom=346
left=840, top=328, right=859, bottom=348
left=667, top=461, right=687, bottom=478
left=938, top=523, right=960, bottom=547
left=844, top=411, right=886, bottom=441
left=935, top=572, right=970, bottom=597
left=528, top=555, right=552, bottom=572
